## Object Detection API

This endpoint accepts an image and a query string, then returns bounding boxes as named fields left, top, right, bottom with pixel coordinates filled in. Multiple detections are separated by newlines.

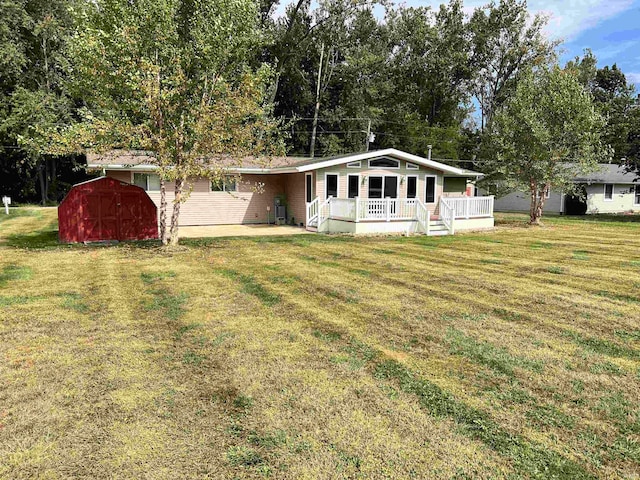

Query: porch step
left=306, top=225, right=318, bottom=232
left=427, top=220, right=451, bottom=236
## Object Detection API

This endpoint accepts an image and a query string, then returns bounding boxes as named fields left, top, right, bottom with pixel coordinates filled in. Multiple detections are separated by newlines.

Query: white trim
left=406, top=174, right=418, bottom=199
left=305, top=172, right=314, bottom=203
left=368, top=156, right=400, bottom=170
left=296, top=149, right=481, bottom=176
left=324, top=172, right=340, bottom=199
left=347, top=173, right=360, bottom=199
left=406, top=162, right=419, bottom=170
left=603, top=183, right=614, bottom=201
left=346, top=161, right=361, bottom=168
left=424, top=175, right=437, bottom=204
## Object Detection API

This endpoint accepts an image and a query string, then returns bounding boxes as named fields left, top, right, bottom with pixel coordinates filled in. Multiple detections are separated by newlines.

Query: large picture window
left=425, top=176, right=436, bottom=203
left=604, top=183, right=614, bottom=201
left=133, top=173, right=160, bottom=191
left=325, top=173, right=338, bottom=198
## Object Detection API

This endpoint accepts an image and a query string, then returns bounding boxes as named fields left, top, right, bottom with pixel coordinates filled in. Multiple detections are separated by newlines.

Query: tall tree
left=485, top=65, right=609, bottom=224
left=469, top=0, right=557, bottom=130
left=0, top=0, right=85, bottom=204
left=59, top=0, right=284, bottom=245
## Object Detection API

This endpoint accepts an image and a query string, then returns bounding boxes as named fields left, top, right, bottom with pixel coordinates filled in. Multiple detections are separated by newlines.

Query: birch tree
left=61, top=0, right=284, bottom=245
left=486, top=66, right=609, bottom=224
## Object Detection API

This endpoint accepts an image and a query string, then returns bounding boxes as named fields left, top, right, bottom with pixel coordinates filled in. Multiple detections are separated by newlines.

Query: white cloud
left=414, top=0, right=635, bottom=41
left=626, top=72, right=640, bottom=86
left=275, top=1, right=636, bottom=42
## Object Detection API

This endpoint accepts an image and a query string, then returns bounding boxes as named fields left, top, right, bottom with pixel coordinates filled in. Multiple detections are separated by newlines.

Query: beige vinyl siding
left=105, top=171, right=284, bottom=226
left=282, top=172, right=307, bottom=226
left=586, top=183, right=639, bottom=213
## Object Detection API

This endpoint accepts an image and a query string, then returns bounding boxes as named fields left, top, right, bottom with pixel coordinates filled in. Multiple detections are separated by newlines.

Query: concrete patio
left=178, top=224, right=311, bottom=238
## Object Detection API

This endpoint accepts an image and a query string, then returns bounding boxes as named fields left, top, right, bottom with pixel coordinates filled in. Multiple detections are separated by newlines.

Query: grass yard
left=1, top=208, right=639, bottom=479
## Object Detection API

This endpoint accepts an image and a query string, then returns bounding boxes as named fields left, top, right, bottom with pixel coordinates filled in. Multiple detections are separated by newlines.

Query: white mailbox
left=2, top=196, right=10, bottom=215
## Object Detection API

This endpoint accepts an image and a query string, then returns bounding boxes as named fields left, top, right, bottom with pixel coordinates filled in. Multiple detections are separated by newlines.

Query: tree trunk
left=37, top=160, right=47, bottom=206
left=159, top=178, right=168, bottom=245
left=169, top=176, right=185, bottom=246
left=309, top=43, right=325, bottom=158
left=529, top=182, right=548, bottom=225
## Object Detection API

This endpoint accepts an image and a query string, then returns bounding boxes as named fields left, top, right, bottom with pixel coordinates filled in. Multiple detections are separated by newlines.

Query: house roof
left=86, top=149, right=484, bottom=177
left=573, top=163, right=638, bottom=184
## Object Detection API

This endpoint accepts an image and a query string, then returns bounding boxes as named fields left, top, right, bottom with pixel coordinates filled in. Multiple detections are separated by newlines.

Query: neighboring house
left=493, top=163, right=640, bottom=215
left=87, top=148, right=495, bottom=236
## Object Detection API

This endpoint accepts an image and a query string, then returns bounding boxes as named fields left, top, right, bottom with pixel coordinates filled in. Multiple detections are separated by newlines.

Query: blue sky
left=276, top=0, right=640, bottom=89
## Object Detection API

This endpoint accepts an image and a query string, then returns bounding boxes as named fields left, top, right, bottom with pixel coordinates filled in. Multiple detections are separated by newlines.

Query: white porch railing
left=306, top=195, right=494, bottom=234
left=441, top=196, right=494, bottom=219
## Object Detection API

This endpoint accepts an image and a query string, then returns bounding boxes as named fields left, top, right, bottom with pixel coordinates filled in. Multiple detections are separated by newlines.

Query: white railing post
left=305, top=201, right=310, bottom=226
left=466, top=196, right=470, bottom=219
left=355, top=196, right=360, bottom=222
left=490, top=196, right=495, bottom=217
left=426, top=208, right=430, bottom=236
left=450, top=208, right=455, bottom=235
left=386, top=197, right=391, bottom=222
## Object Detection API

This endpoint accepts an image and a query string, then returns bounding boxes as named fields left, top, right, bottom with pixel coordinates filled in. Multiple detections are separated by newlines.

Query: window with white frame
left=325, top=173, right=339, bottom=198
left=211, top=176, right=238, bottom=192
left=347, top=175, right=359, bottom=198
left=425, top=175, right=436, bottom=203
left=604, top=183, right=614, bottom=201
left=634, top=184, right=640, bottom=205
left=369, top=157, right=399, bottom=169
left=406, top=162, right=419, bottom=170
left=346, top=161, right=361, bottom=168
left=133, top=173, right=160, bottom=191
left=406, top=176, right=417, bottom=198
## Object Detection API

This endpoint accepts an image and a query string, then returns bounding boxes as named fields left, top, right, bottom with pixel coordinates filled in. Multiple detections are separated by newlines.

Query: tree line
left=0, top=0, right=638, bottom=235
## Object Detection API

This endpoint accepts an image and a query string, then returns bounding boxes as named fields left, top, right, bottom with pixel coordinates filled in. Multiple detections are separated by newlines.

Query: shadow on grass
left=3, top=229, right=162, bottom=250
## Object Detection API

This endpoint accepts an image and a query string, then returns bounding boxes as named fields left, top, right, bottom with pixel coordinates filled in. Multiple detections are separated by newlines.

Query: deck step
left=428, top=229, right=450, bottom=236
left=306, top=225, right=318, bottom=232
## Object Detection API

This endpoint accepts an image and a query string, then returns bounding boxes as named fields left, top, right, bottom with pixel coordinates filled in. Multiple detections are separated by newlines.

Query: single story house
left=493, top=163, right=640, bottom=215
left=87, top=148, right=495, bottom=236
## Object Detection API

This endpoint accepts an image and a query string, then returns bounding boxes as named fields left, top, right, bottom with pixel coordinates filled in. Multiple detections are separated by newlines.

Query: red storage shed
left=58, top=177, right=158, bottom=243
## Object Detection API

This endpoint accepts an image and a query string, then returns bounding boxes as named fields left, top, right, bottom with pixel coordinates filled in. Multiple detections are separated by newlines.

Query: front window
left=604, top=183, right=614, bottom=201
left=425, top=176, right=436, bottom=203
left=634, top=184, right=640, bottom=205
left=407, top=176, right=417, bottom=199
left=348, top=175, right=359, bottom=198
left=368, top=176, right=383, bottom=198
left=211, top=176, right=238, bottom=192
left=325, top=174, right=338, bottom=198
left=133, top=173, right=160, bottom=191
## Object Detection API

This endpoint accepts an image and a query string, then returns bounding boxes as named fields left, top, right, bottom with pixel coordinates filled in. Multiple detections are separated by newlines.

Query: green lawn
left=1, top=208, right=639, bottom=479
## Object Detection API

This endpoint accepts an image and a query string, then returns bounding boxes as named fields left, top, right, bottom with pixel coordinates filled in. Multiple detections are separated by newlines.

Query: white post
left=386, top=197, right=391, bottom=222
left=450, top=208, right=455, bottom=235
left=355, top=196, right=360, bottom=222
left=490, top=196, right=495, bottom=217
left=329, top=196, right=333, bottom=218
left=305, top=201, right=309, bottom=226
left=3, top=196, right=11, bottom=215
left=426, top=208, right=430, bottom=236
left=466, top=196, right=470, bottom=219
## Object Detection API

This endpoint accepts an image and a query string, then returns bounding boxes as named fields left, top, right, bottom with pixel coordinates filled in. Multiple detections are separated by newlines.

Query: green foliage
left=143, top=288, right=189, bottom=321
left=484, top=65, right=609, bottom=223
